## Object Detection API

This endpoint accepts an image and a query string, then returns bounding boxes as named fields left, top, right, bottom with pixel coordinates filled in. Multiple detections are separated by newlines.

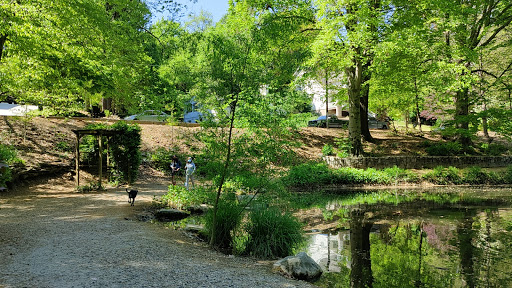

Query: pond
left=306, top=187, right=512, bottom=288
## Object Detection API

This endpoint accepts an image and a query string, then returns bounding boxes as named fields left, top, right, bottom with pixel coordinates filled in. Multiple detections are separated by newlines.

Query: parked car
left=124, top=110, right=169, bottom=122
left=368, top=114, right=390, bottom=129
left=308, top=115, right=349, bottom=128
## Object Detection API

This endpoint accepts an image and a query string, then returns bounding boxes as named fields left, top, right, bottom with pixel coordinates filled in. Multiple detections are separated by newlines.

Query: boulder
left=154, top=209, right=189, bottom=222
left=273, top=252, right=323, bottom=282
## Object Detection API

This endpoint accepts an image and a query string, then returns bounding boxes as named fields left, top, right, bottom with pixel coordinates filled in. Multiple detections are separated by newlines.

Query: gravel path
left=0, top=176, right=315, bottom=288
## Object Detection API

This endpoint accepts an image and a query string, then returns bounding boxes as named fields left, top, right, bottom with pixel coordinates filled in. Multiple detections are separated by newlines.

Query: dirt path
left=0, top=175, right=314, bottom=288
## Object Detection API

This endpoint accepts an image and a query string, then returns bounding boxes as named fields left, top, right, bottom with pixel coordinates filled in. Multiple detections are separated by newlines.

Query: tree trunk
left=347, top=59, right=363, bottom=156
left=0, top=34, right=7, bottom=62
left=350, top=209, right=373, bottom=288
left=360, top=75, right=373, bottom=142
left=457, top=209, right=477, bottom=288
left=210, top=95, right=238, bottom=248
left=414, top=78, right=422, bottom=131
left=325, top=67, right=329, bottom=128
left=455, top=87, right=472, bottom=147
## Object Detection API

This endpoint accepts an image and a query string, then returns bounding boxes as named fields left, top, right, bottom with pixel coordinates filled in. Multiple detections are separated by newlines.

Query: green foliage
left=479, top=143, right=509, bottom=156
left=149, top=147, right=180, bottom=172
left=242, top=207, right=304, bottom=259
left=284, top=164, right=420, bottom=187
left=161, top=185, right=214, bottom=210
left=0, top=144, right=20, bottom=187
left=55, top=141, right=72, bottom=152
left=79, top=123, right=110, bottom=165
left=322, top=144, right=334, bottom=156
left=108, top=122, right=141, bottom=184
left=422, top=166, right=462, bottom=185
left=336, top=137, right=352, bottom=158
left=462, top=166, right=489, bottom=185
left=1, top=0, right=153, bottom=114
left=504, top=166, right=512, bottom=183
left=282, top=162, right=332, bottom=186
left=426, top=142, right=463, bottom=156
left=204, top=199, right=243, bottom=250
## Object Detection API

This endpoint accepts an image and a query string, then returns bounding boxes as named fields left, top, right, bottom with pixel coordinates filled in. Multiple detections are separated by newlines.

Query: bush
left=109, top=122, right=142, bottom=184
left=336, top=137, right=352, bottom=158
left=243, top=207, right=304, bottom=259
left=322, top=144, right=334, bottom=156
left=204, top=199, right=243, bottom=250
left=0, top=144, right=19, bottom=187
left=480, top=143, right=509, bottom=156
left=282, top=162, right=332, bottom=186
left=423, top=166, right=462, bottom=184
left=504, top=166, right=512, bottom=184
left=161, top=185, right=214, bottom=210
left=382, top=166, right=420, bottom=183
left=426, top=142, right=462, bottom=156
left=149, top=147, right=178, bottom=172
left=462, top=166, right=488, bottom=184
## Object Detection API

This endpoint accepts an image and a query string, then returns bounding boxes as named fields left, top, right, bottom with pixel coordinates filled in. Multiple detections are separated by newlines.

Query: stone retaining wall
left=323, top=155, right=512, bottom=169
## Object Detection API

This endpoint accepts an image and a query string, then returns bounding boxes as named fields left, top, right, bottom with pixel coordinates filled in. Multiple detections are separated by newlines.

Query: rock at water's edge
left=273, top=252, right=323, bottom=282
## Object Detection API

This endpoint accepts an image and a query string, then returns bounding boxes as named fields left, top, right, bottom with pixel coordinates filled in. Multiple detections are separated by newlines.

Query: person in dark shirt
left=170, top=155, right=181, bottom=186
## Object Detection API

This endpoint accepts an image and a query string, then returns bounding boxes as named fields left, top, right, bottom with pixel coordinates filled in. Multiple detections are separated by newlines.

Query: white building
left=300, top=73, right=347, bottom=118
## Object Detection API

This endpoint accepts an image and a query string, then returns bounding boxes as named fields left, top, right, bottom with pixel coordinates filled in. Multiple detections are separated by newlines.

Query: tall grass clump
left=204, top=199, right=243, bottom=250
left=243, top=207, right=304, bottom=259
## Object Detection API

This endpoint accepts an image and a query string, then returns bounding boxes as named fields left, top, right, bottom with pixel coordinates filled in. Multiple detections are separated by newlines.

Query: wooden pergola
left=72, top=129, right=119, bottom=188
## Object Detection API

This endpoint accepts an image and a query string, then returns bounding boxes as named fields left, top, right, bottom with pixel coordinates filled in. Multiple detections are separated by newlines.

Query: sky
left=151, top=0, right=230, bottom=24
left=184, top=0, right=229, bottom=23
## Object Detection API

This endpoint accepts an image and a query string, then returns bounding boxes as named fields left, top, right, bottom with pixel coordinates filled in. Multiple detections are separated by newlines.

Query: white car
left=124, top=110, right=169, bottom=122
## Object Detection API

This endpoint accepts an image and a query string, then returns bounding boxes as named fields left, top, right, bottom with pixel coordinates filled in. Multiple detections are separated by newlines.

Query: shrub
left=283, top=162, right=332, bottom=186
left=480, top=143, right=509, bottom=156
left=336, top=137, right=352, bottom=158
left=109, top=122, right=141, bottom=184
left=322, top=144, right=334, bottom=156
left=204, top=199, right=243, bottom=250
left=161, top=185, right=214, bottom=210
left=462, top=166, right=488, bottom=184
left=0, top=144, right=19, bottom=187
left=426, top=142, right=462, bottom=156
left=423, top=166, right=462, bottom=184
left=382, top=166, right=420, bottom=183
left=149, top=147, right=177, bottom=172
left=503, top=166, right=512, bottom=184
left=243, top=207, right=304, bottom=259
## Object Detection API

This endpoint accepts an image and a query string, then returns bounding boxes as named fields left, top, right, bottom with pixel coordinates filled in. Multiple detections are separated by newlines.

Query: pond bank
left=0, top=173, right=314, bottom=288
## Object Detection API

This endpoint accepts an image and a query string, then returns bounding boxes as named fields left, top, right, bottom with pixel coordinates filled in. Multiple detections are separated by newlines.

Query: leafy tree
left=312, top=0, right=389, bottom=155
left=189, top=0, right=315, bottom=248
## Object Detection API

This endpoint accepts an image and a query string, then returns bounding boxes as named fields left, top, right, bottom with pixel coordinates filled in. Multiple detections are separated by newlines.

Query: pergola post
left=75, top=133, right=81, bottom=187
left=98, top=133, right=103, bottom=188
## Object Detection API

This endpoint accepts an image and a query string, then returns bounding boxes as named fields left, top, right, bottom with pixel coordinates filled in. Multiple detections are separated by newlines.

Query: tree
left=0, top=0, right=164, bottom=114
left=313, top=0, right=388, bottom=155
left=190, top=0, right=315, bottom=248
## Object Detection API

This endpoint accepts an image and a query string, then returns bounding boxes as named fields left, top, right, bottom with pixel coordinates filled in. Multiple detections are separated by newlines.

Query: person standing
left=185, top=157, right=196, bottom=190
left=170, top=155, right=181, bottom=186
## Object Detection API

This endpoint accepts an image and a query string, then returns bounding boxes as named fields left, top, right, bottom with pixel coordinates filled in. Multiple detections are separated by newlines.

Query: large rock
left=273, top=252, right=323, bottom=282
left=154, top=209, right=189, bottom=222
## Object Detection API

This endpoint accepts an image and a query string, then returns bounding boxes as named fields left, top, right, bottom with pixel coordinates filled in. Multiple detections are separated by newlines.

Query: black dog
left=126, top=188, right=138, bottom=206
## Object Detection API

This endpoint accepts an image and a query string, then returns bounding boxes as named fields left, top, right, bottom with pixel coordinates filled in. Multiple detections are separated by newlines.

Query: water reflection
left=307, top=189, right=512, bottom=288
